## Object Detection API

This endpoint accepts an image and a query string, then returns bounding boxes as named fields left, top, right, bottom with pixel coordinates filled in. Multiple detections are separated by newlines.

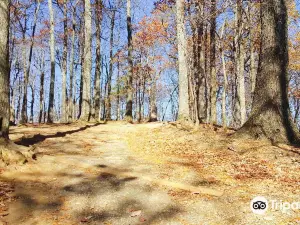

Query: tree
left=47, top=0, right=56, bottom=123
left=125, top=0, right=133, bottom=122
left=68, top=0, right=80, bottom=121
left=220, top=20, right=227, bottom=129
left=176, top=0, right=189, bottom=121
left=60, top=0, right=68, bottom=123
left=0, top=0, right=10, bottom=139
left=92, top=0, right=103, bottom=121
left=237, top=0, right=300, bottom=144
left=0, top=0, right=27, bottom=164
left=210, top=0, right=217, bottom=125
left=80, top=0, right=92, bottom=121
left=106, top=7, right=116, bottom=120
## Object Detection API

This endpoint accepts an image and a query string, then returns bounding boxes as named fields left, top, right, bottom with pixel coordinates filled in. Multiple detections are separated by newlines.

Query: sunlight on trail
left=0, top=122, right=299, bottom=224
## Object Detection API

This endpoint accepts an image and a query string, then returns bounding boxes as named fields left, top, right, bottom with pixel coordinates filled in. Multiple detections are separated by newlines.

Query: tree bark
left=69, top=3, right=77, bottom=122
left=149, top=78, right=158, bottom=122
left=210, top=0, right=217, bottom=125
left=220, top=21, right=227, bottom=129
left=106, top=10, right=116, bottom=121
left=92, top=0, right=103, bottom=121
left=30, top=85, right=34, bottom=122
left=116, top=56, right=120, bottom=121
left=21, top=31, right=28, bottom=124
left=125, top=0, right=133, bottom=122
left=176, top=0, right=190, bottom=121
left=47, top=0, right=56, bottom=123
left=78, top=19, right=85, bottom=119
left=249, top=3, right=257, bottom=102
left=234, top=0, right=246, bottom=127
left=61, top=0, right=68, bottom=123
left=0, top=0, right=29, bottom=164
left=0, top=0, right=10, bottom=139
left=237, top=0, right=300, bottom=144
left=39, top=70, right=44, bottom=124
left=80, top=0, right=92, bottom=121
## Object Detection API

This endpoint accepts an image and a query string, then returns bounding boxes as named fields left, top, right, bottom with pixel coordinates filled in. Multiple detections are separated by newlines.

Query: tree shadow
left=14, top=123, right=101, bottom=147
left=2, top=168, right=182, bottom=225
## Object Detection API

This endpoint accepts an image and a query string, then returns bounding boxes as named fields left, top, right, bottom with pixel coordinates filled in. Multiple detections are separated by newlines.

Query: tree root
left=0, top=138, right=37, bottom=165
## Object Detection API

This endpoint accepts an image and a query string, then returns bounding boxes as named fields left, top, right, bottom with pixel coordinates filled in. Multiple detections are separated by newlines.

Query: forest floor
left=0, top=122, right=300, bottom=225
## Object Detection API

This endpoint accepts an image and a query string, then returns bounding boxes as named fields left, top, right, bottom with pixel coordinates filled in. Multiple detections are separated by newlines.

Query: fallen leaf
left=80, top=216, right=93, bottom=223
left=139, top=217, right=147, bottom=222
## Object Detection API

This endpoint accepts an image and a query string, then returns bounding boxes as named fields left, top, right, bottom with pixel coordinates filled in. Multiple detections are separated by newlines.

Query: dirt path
left=1, top=123, right=211, bottom=225
left=0, top=122, right=299, bottom=224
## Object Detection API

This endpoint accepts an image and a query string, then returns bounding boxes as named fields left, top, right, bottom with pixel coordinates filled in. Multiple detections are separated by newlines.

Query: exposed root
left=0, top=139, right=37, bottom=165
left=167, top=121, right=194, bottom=132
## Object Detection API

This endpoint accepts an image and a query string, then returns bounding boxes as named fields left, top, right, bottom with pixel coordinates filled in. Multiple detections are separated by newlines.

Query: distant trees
left=1, top=0, right=300, bottom=144
left=171, top=0, right=300, bottom=143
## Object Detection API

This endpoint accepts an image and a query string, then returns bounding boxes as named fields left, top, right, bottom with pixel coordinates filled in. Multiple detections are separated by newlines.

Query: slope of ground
left=0, top=122, right=299, bottom=225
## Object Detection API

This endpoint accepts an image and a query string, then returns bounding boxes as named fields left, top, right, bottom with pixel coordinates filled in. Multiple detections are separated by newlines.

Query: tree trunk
left=21, top=23, right=28, bottom=124
left=30, top=85, right=34, bottom=123
left=93, top=0, right=103, bottom=121
left=106, top=10, right=116, bottom=121
left=210, top=0, right=217, bottom=125
left=39, top=71, right=44, bottom=124
left=10, top=87, right=15, bottom=124
left=16, top=77, right=22, bottom=123
left=237, top=0, right=300, bottom=144
left=0, top=0, right=10, bottom=139
left=61, top=0, right=68, bottom=123
left=249, top=3, right=257, bottom=102
left=125, top=0, right=133, bottom=122
left=47, top=0, right=56, bottom=123
left=78, top=20, right=85, bottom=120
left=234, top=0, right=246, bottom=127
left=220, top=21, right=227, bottom=129
left=0, top=0, right=28, bottom=164
left=149, top=78, right=158, bottom=122
left=116, top=56, right=120, bottom=121
left=196, top=0, right=206, bottom=122
left=205, top=25, right=210, bottom=123
left=69, top=4, right=77, bottom=122
left=80, top=0, right=92, bottom=121
left=176, top=0, right=190, bottom=121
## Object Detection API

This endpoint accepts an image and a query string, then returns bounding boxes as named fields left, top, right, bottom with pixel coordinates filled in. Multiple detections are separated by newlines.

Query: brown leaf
left=139, top=217, right=147, bottom=222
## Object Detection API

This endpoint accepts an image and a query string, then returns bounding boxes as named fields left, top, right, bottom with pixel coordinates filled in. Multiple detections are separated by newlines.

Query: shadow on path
left=15, top=123, right=101, bottom=147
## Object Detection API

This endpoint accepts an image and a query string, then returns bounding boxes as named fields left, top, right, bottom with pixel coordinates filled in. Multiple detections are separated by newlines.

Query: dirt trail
left=0, top=122, right=299, bottom=224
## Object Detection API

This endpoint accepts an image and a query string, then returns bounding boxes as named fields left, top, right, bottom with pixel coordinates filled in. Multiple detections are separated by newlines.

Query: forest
left=0, top=0, right=300, bottom=224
